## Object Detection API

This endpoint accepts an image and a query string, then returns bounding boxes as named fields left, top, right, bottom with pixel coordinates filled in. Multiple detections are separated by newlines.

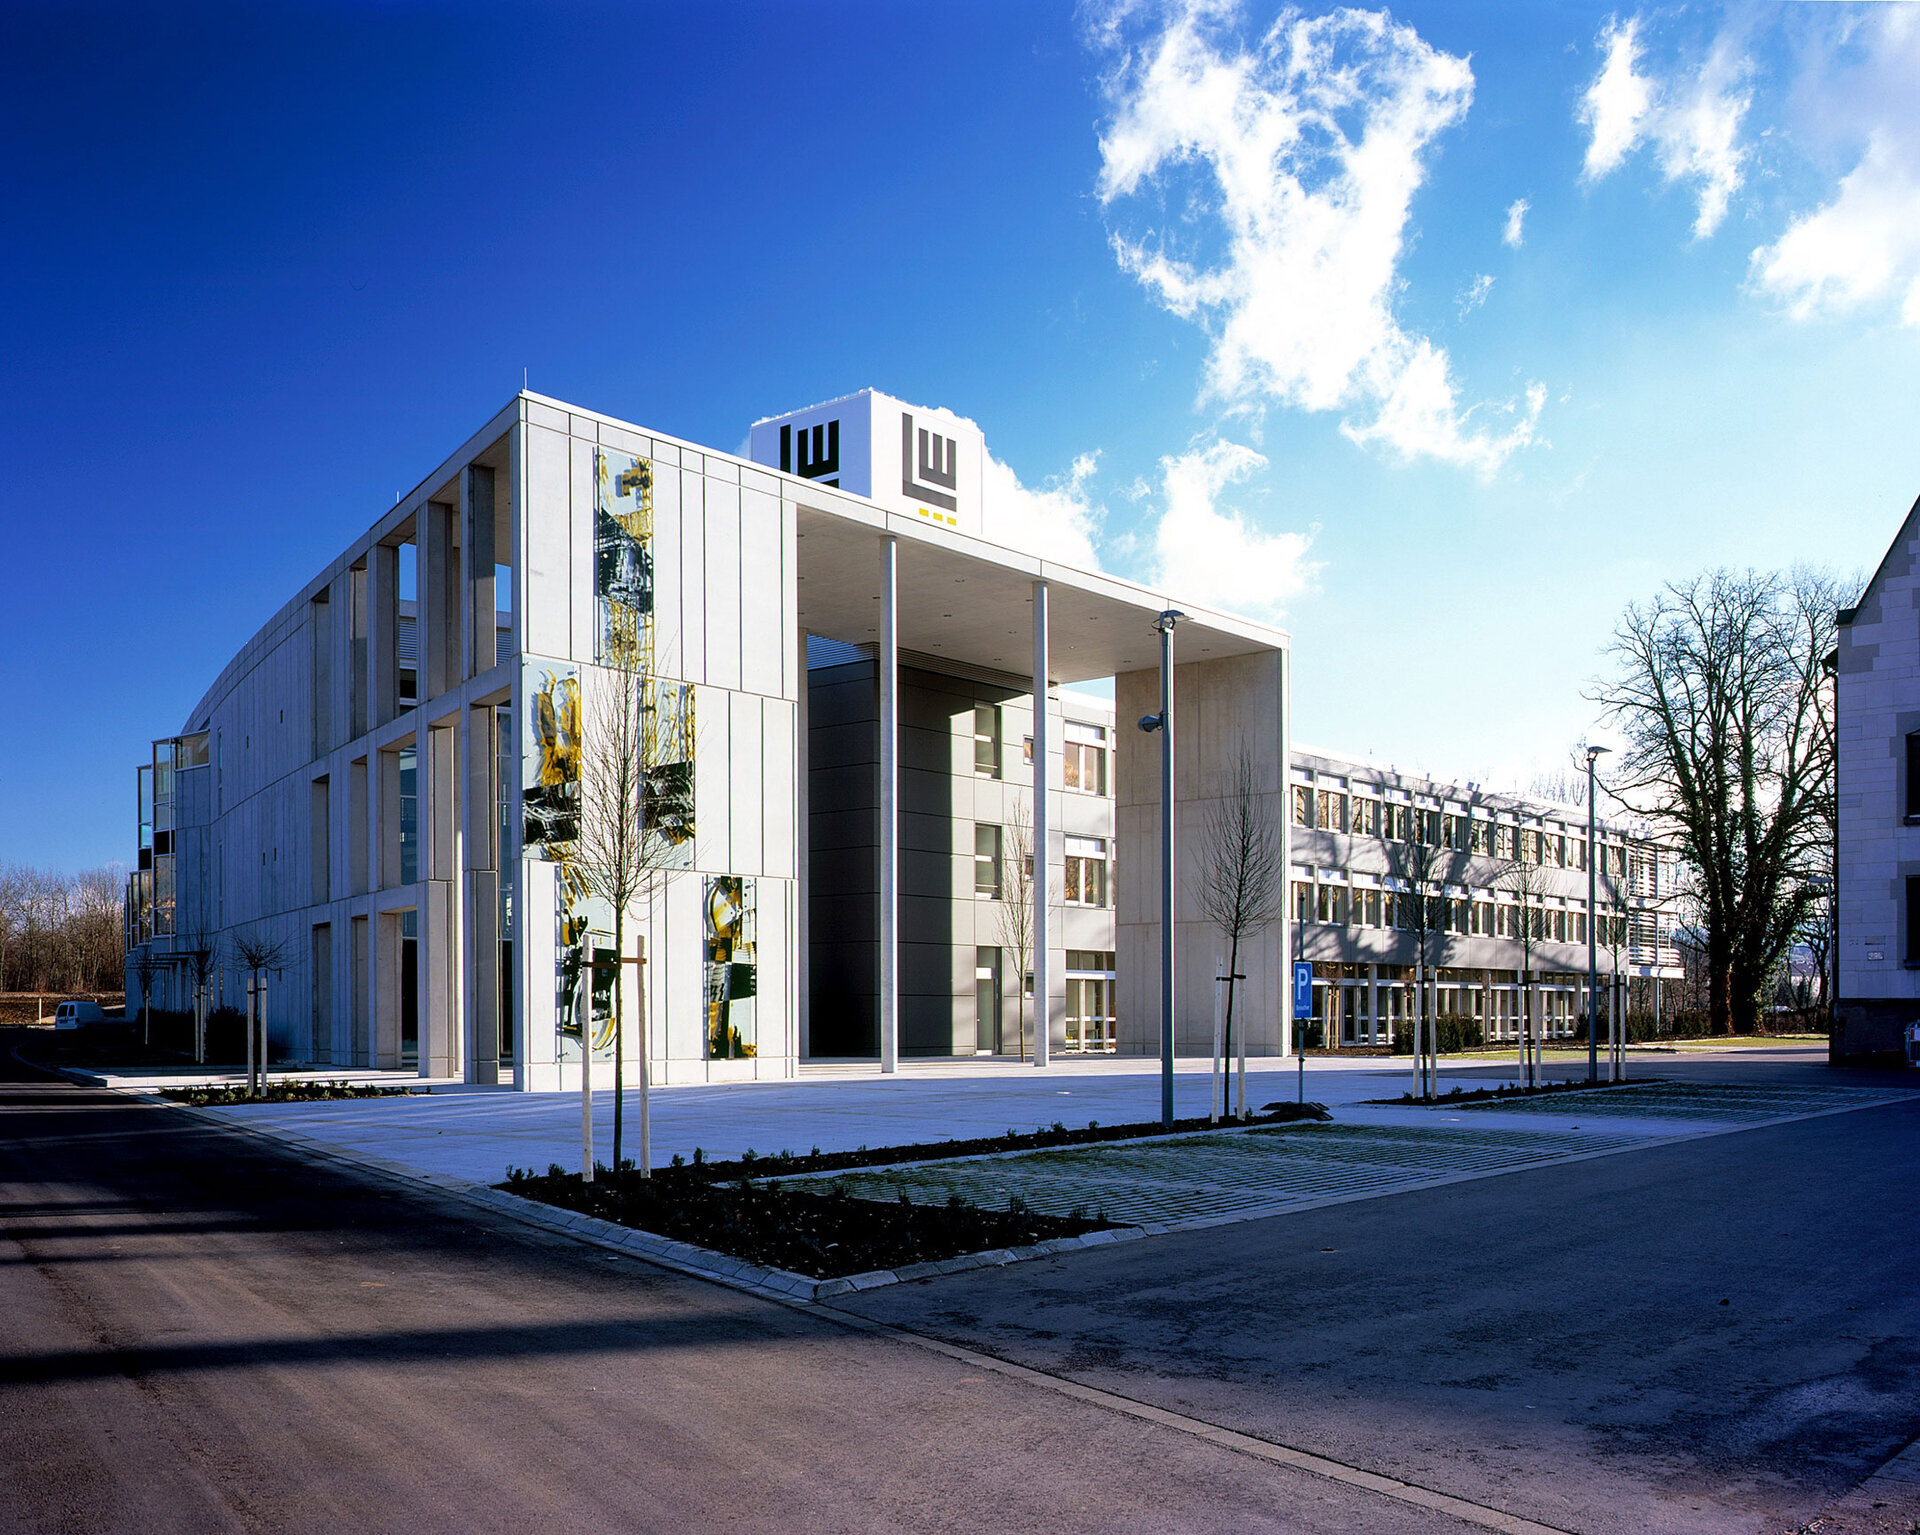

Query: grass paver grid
left=801, top=1124, right=1654, bottom=1228
left=1456, top=1080, right=1903, bottom=1121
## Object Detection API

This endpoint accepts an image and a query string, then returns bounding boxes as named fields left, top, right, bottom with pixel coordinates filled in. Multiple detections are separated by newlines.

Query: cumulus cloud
left=979, top=448, right=1107, bottom=569
left=1751, top=9, right=1920, bottom=329
left=1502, top=197, right=1529, bottom=249
left=1578, top=16, right=1752, bottom=240
left=1147, top=439, right=1317, bottom=618
left=1093, top=1, right=1542, bottom=478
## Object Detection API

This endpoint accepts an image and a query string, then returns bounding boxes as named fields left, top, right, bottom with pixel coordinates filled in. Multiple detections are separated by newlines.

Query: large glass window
left=399, top=745, right=419, bottom=884
left=974, top=706, right=1000, bottom=779
left=1318, top=790, right=1348, bottom=832
left=1352, top=797, right=1379, bottom=837
left=1064, top=835, right=1108, bottom=906
left=1292, top=786, right=1312, bottom=827
left=974, top=823, right=1002, bottom=898
left=1063, top=721, right=1108, bottom=794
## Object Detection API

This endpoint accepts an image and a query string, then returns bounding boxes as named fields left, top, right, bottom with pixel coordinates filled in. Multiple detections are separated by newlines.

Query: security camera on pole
left=1136, top=610, right=1184, bottom=1131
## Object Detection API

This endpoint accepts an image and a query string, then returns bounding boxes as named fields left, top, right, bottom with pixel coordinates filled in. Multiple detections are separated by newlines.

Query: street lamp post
left=1586, top=745, right=1610, bottom=1085
left=1137, top=610, right=1185, bottom=1130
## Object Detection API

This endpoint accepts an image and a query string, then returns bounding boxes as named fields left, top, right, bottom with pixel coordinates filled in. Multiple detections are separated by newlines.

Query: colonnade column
left=878, top=538, right=898, bottom=1074
left=1032, top=579, right=1050, bottom=1069
left=797, top=626, right=811, bottom=1066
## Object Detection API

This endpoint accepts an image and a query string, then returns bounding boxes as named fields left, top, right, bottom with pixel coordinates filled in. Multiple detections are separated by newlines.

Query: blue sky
left=4, top=1, right=1917, bottom=870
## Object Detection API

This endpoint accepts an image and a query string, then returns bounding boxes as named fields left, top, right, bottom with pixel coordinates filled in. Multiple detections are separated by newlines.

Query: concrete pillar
left=370, top=543, right=400, bottom=727
left=1117, top=649, right=1288, bottom=1058
left=423, top=722, right=462, bottom=1079
left=465, top=702, right=499, bottom=1085
left=420, top=501, right=458, bottom=701
left=797, top=628, right=811, bottom=1062
left=878, top=537, right=898, bottom=1074
left=465, top=465, right=497, bottom=679
left=1032, top=579, right=1050, bottom=1069
left=1369, top=962, right=1380, bottom=1046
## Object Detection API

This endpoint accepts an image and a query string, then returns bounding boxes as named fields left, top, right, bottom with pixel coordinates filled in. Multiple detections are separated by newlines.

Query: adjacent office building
left=1288, top=747, right=1681, bottom=1045
left=1834, top=492, right=1920, bottom=1064
left=126, top=390, right=1289, bottom=1086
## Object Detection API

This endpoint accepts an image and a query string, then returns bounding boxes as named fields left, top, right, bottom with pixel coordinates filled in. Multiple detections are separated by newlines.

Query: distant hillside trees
left=0, top=863, right=126, bottom=995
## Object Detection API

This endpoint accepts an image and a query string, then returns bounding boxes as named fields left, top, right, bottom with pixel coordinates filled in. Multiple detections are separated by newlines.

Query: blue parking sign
left=1292, top=961, right=1313, bottom=1020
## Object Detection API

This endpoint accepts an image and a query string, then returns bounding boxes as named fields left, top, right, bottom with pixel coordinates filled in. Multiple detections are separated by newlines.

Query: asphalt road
left=4, top=1028, right=1917, bottom=1534
left=844, top=1080, right=1920, bottom=1535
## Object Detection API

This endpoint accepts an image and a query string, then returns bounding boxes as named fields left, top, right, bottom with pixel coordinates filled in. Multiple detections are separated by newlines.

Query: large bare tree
left=996, top=796, right=1037, bottom=1061
left=1197, top=747, right=1282, bottom=1116
left=1590, top=569, right=1842, bottom=1034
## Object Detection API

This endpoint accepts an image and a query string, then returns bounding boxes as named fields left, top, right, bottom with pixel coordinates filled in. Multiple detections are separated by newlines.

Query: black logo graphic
left=779, top=421, right=840, bottom=485
left=901, top=412, right=959, bottom=511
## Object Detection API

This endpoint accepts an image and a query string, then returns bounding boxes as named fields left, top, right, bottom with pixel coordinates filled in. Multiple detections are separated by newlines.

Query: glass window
left=974, top=823, right=1001, bottom=898
left=1352, top=797, right=1378, bottom=836
left=1294, top=881, right=1312, bottom=923
left=973, top=707, right=1000, bottom=779
left=1064, top=735, right=1108, bottom=794
left=1064, top=836, right=1107, bottom=906
left=1293, top=785, right=1313, bottom=827
left=399, top=745, right=419, bottom=884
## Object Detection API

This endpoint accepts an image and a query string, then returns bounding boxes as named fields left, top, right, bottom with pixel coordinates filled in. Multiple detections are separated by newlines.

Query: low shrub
left=1390, top=1013, right=1484, bottom=1055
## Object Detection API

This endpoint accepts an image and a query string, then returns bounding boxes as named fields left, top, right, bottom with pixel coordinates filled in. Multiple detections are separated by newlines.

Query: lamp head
left=1138, top=714, right=1163, bottom=734
left=1155, top=609, right=1186, bottom=633
left=1585, top=744, right=1612, bottom=763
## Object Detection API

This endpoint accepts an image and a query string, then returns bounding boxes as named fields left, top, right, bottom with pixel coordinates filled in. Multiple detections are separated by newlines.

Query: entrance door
left=975, top=947, right=1001, bottom=1055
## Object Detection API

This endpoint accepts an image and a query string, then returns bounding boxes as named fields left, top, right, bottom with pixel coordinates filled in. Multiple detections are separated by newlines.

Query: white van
left=53, top=1000, right=107, bottom=1030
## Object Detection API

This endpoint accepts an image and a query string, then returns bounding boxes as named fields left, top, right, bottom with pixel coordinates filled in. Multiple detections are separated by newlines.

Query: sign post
left=1292, top=960, right=1313, bottom=1105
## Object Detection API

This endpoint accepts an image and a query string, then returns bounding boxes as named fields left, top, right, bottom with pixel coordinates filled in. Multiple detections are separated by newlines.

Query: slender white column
left=1032, top=579, right=1050, bottom=1069
left=797, top=627, right=811, bottom=1068
left=878, top=538, right=899, bottom=1074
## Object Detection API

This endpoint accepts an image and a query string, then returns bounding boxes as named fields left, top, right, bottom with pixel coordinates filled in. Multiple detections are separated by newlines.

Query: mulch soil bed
left=501, top=1166, right=1114, bottom=1279
left=159, top=1082, right=429, bottom=1106
left=497, top=1101, right=1334, bottom=1280
left=1368, top=1078, right=1665, bottom=1106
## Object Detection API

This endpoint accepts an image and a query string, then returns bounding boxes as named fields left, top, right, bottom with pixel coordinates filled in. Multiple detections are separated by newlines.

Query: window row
left=974, top=825, right=1110, bottom=907
left=1293, top=881, right=1635, bottom=947
left=1291, top=784, right=1632, bottom=874
left=973, top=707, right=1111, bottom=796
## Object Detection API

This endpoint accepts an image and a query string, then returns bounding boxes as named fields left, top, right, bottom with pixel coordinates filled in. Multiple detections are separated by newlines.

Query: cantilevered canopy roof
left=791, top=489, right=1286, bottom=686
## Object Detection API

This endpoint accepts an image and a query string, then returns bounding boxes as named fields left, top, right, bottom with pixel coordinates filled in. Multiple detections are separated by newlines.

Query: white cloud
left=979, top=448, right=1106, bottom=569
left=1502, top=197, right=1529, bottom=249
left=1578, top=15, right=1752, bottom=240
left=1093, top=1, right=1542, bottom=477
left=1457, top=273, right=1494, bottom=317
left=1751, top=10, right=1920, bottom=329
left=1147, top=439, right=1317, bottom=618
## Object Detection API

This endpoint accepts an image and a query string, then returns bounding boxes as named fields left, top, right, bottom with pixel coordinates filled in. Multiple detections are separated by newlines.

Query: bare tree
left=130, top=947, right=163, bottom=1046
left=1503, top=857, right=1550, bottom=1088
left=230, top=930, right=290, bottom=1096
left=182, top=935, right=219, bottom=1063
left=575, top=652, right=686, bottom=1179
left=996, top=796, right=1036, bottom=1061
left=1389, top=834, right=1451, bottom=1098
left=1196, top=747, right=1283, bottom=1119
left=1589, top=568, right=1843, bottom=1035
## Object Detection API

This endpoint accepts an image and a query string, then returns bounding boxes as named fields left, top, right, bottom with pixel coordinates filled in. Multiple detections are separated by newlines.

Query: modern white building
left=126, top=390, right=1292, bottom=1087
left=1834, top=492, right=1920, bottom=1064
